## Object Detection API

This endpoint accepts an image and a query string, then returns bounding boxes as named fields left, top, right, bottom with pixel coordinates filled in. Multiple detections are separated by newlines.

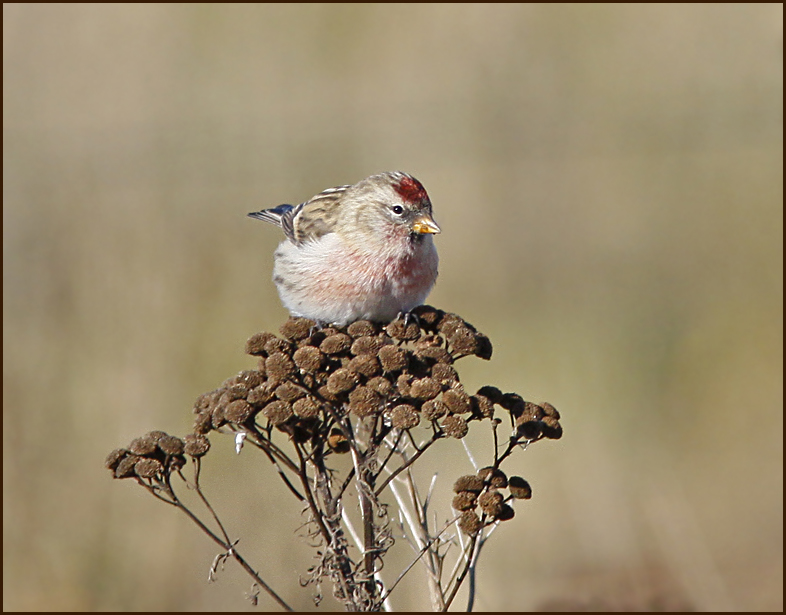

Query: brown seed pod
left=351, top=335, right=385, bottom=356
left=184, top=434, right=211, bottom=457
left=157, top=435, right=185, bottom=456
left=128, top=436, right=158, bottom=456
left=347, top=320, right=379, bottom=338
left=134, top=457, right=163, bottom=479
left=437, top=313, right=467, bottom=337
left=458, top=510, right=482, bottom=535
left=471, top=394, right=495, bottom=419
left=476, top=385, right=503, bottom=405
left=327, top=428, right=350, bottom=454
left=508, top=476, right=532, bottom=500
left=280, top=317, right=316, bottom=341
left=395, top=373, right=414, bottom=397
left=378, top=345, right=408, bottom=372
left=221, top=384, right=248, bottom=403
left=275, top=381, right=306, bottom=403
left=262, top=400, right=293, bottom=425
left=293, top=346, right=324, bottom=373
left=452, top=492, right=478, bottom=511
left=478, top=490, right=504, bottom=517
left=515, top=416, right=542, bottom=440
left=520, top=402, right=545, bottom=422
left=366, top=376, right=394, bottom=397
left=541, top=416, right=563, bottom=439
left=347, top=354, right=381, bottom=378
left=348, top=386, right=382, bottom=417
left=264, top=336, right=293, bottom=356
left=292, top=396, right=321, bottom=418
left=474, top=334, right=493, bottom=360
left=317, top=384, right=339, bottom=403
left=193, top=410, right=212, bottom=434
left=453, top=474, right=484, bottom=493
left=540, top=402, right=560, bottom=419
left=500, top=393, right=526, bottom=417
left=477, top=467, right=508, bottom=488
left=114, top=455, right=139, bottom=479
left=496, top=504, right=515, bottom=521
left=442, top=388, right=471, bottom=415
left=247, top=383, right=276, bottom=406
left=385, top=319, right=421, bottom=341
left=193, top=389, right=222, bottom=413
left=224, top=399, right=254, bottom=424
left=441, top=414, right=469, bottom=439
left=390, top=404, right=420, bottom=429
left=430, top=363, right=459, bottom=388
left=448, top=327, right=480, bottom=355
left=105, top=448, right=128, bottom=471
left=408, top=377, right=442, bottom=401
left=234, top=370, right=266, bottom=390
left=211, top=405, right=227, bottom=429
left=410, top=304, right=444, bottom=330
left=326, top=368, right=359, bottom=395
left=245, top=332, right=276, bottom=356
left=416, top=345, right=452, bottom=364
left=320, top=333, right=352, bottom=356
left=265, top=352, right=296, bottom=383
left=422, top=399, right=449, bottom=421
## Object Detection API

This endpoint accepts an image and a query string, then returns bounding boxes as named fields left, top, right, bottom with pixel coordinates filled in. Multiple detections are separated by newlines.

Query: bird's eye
left=391, top=205, right=404, bottom=215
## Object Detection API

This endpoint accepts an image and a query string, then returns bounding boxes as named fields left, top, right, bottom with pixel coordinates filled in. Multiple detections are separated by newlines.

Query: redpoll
left=249, top=171, right=440, bottom=325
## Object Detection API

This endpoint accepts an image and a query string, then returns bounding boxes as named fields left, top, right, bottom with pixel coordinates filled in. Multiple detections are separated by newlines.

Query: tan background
left=3, top=4, right=782, bottom=611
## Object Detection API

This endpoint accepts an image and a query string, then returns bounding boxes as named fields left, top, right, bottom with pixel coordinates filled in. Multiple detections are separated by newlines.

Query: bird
left=248, top=171, right=440, bottom=326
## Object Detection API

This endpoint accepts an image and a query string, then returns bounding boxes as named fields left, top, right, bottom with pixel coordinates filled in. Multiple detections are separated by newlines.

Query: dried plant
left=105, top=305, right=562, bottom=611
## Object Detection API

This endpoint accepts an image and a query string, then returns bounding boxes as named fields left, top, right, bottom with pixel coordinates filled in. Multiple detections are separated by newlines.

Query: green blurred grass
left=3, top=4, right=782, bottom=611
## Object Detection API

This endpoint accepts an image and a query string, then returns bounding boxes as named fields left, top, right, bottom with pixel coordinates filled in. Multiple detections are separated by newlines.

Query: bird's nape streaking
left=248, top=171, right=440, bottom=326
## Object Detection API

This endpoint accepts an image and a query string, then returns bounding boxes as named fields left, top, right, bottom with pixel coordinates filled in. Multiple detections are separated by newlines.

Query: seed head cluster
left=105, top=431, right=210, bottom=481
left=107, top=305, right=562, bottom=515
left=181, top=305, right=542, bottom=446
left=453, top=467, right=533, bottom=534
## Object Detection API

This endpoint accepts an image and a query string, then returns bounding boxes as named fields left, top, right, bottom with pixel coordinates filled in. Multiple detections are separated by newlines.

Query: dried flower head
left=280, top=317, right=316, bottom=341
left=347, top=320, right=379, bottom=338
left=478, top=490, right=504, bottom=517
left=265, top=352, right=296, bottom=383
left=453, top=474, right=485, bottom=493
left=508, top=476, right=532, bottom=500
left=135, top=457, right=164, bottom=478
left=293, top=346, right=324, bottom=373
left=320, top=333, right=352, bottom=355
left=441, top=414, right=468, bottom=439
left=158, top=435, right=185, bottom=456
left=478, top=467, right=508, bottom=488
left=183, top=434, right=210, bottom=457
left=458, top=510, right=483, bottom=535
left=348, top=386, right=382, bottom=417
left=224, top=399, right=254, bottom=424
left=327, top=428, right=350, bottom=454
left=245, top=332, right=276, bottom=356
left=452, top=491, right=478, bottom=511
left=378, top=345, right=408, bottom=372
left=390, top=404, right=420, bottom=429
left=326, top=368, right=359, bottom=395
left=292, top=396, right=321, bottom=419
left=422, top=399, right=448, bottom=421
left=262, top=400, right=293, bottom=426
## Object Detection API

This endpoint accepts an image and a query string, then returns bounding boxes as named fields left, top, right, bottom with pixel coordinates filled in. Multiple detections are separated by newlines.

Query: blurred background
left=3, top=4, right=782, bottom=611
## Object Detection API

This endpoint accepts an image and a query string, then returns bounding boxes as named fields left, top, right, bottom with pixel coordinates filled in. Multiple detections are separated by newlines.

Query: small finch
left=248, top=171, right=440, bottom=326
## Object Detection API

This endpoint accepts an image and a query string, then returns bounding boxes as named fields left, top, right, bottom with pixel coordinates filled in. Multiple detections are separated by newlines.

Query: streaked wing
left=290, top=185, right=349, bottom=244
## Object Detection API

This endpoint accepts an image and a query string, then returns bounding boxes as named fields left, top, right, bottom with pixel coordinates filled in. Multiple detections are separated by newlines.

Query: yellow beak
left=411, top=214, right=441, bottom=235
